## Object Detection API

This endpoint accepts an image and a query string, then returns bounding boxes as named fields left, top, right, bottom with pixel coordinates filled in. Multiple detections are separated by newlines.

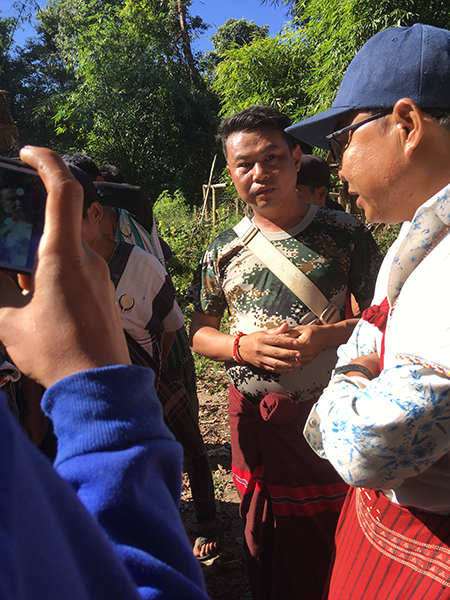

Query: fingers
left=0, top=146, right=131, bottom=387
left=241, top=325, right=328, bottom=372
left=265, top=329, right=301, bottom=350
left=19, top=146, right=84, bottom=256
left=261, top=357, right=299, bottom=373
left=271, top=322, right=290, bottom=335
left=0, top=274, right=29, bottom=357
left=292, top=354, right=315, bottom=367
left=240, top=330, right=301, bottom=373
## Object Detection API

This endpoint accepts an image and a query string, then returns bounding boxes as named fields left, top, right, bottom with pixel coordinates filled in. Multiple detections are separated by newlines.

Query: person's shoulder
left=129, top=243, right=158, bottom=260
left=204, top=226, right=241, bottom=254
left=212, top=226, right=239, bottom=244
left=315, top=206, right=367, bottom=230
left=326, top=198, right=346, bottom=212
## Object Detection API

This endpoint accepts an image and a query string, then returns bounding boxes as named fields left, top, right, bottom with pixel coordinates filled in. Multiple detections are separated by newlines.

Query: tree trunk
left=176, top=0, right=199, bottom=88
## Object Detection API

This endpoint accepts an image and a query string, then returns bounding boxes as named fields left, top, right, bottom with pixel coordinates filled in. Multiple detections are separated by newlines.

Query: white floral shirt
left=304, top=184, right=450, bottom=514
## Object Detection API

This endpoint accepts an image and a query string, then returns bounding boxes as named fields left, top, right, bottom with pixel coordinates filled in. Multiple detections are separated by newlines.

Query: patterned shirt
left=188, top=205, right=382, bottom=403
left=304, top=184, right=450, bottom=514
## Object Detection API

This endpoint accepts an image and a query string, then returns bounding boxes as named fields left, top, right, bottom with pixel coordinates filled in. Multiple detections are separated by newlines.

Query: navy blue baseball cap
left=287, top=24, right=450, bottom=149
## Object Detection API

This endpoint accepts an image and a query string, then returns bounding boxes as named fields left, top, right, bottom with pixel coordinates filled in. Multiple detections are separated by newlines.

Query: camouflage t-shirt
left=187, top=205, right=382, bottom=403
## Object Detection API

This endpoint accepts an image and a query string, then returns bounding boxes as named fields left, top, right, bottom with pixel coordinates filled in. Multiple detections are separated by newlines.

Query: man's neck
left=252, top=198, right=309, bottom=232
left=91, top=236, right=117, bottom=263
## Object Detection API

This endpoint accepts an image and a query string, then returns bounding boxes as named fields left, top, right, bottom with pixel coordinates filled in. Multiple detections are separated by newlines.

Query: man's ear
left=317, top=186, right=328, bottom=202
left=292, top=145, right=302, bottom=171
left=392, top=98, right=424, bottom=157
left=86, top=201, right=103, bottom=224
left=311, top=186, right=328, bottom=208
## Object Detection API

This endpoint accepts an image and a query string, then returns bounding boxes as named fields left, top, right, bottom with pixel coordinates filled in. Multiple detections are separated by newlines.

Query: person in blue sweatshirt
left=0, top=145, right=210, bottom=600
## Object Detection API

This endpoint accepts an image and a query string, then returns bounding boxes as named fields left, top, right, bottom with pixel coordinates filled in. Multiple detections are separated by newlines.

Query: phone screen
left=0, top=157, right=46, bottom=274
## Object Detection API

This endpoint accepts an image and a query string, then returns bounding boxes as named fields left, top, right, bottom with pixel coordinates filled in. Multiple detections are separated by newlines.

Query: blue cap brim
left=286, top=106, right=354, bottom=150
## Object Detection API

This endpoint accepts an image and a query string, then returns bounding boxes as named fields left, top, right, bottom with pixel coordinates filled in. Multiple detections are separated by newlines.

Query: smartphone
left=0, top=156, right=46, bottom=274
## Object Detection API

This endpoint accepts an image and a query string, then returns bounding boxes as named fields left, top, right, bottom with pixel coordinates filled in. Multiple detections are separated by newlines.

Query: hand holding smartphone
left=0, top=156, right=46, bottom=274
left=0, top=146, right=130, bottom=388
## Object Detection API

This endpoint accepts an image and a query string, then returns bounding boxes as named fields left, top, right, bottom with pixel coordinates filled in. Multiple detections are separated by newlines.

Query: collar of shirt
left=387, top=183, right=450, bottom=305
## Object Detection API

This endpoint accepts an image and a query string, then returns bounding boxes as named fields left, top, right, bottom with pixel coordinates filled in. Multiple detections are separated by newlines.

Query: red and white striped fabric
left=327, top=487, right=450, bottom=599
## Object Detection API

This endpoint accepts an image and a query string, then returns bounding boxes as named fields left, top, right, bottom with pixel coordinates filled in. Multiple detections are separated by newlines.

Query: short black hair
left=99, top=164, right=126, bottom=183
left=217, top=105, right=297, bottom=158
left=62, top=152, right=102, bottom=180
left=421, top=108, right=450, bottom=132
left=296, top=155, right=331, bottom=190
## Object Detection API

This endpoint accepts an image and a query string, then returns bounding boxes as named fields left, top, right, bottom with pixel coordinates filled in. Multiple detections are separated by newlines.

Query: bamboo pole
left=199, top=154, right=217, bottom=225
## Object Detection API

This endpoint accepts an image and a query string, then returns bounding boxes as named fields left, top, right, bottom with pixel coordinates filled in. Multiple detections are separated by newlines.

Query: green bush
left=372, top=223, right=402, bottom=256
left=153, top=189, right=241, bottom=305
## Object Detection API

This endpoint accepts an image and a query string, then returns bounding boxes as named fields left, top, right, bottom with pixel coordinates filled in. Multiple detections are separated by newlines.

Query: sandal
left=195, top=518, right=221, bottom=562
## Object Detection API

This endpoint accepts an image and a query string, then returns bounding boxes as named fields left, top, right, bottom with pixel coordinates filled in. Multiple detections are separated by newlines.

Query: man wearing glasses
left=288, top=23, right=450, bottom=599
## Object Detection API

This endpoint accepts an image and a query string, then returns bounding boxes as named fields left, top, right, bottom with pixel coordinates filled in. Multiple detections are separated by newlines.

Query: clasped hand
left=237, top=322, right=329, bottom=373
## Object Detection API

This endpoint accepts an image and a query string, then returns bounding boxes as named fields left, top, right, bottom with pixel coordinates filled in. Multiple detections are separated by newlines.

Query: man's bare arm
left=344, top=352, right=381, bottom=379
left=189, top=311, right=302, bottom=374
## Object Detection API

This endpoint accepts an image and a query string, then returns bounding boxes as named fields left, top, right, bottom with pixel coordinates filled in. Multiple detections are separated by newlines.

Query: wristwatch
left=334, top=364, right=374, bottom=380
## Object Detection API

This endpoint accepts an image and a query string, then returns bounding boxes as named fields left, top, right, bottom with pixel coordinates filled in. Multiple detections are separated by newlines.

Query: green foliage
left=293, top=0, right=450, bottom=116
left=7, top=32, right=78, bottom=149
left=153, top=188, right=240, bottom=302
left=217, top=0, right=450, bottom=124
left=153, top=188, right=190, bottom=221
left=0, top=16, right=15, bottom=64
left=201, top=17, right=269, bottom=84
left=373, top=223, right=402, bottom=256
left=212, top=27, right=312, bottom=119
left=211, top=18, right=269, bottom=55
left=0, top=0, right=41, bottom=55
left=25, top=0, right=219, bottom=204
left=212, top=470, right=231, bottom=497
left=264, top=0, right=450, bottom=30
left=193, top=354, right=228, bottom=391
left=260, top=0, right=297, bottom=18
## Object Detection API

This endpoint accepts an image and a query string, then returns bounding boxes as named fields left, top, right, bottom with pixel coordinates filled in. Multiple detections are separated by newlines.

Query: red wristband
left=233, top=332, right=247, bottom=364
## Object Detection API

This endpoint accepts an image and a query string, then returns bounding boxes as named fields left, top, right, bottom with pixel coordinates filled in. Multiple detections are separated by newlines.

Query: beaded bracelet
left=233, top=332, right=247, bottom=364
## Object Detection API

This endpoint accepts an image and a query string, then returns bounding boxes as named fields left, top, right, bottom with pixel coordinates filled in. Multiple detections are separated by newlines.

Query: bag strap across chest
left=233, top=216, right=340, bottom=324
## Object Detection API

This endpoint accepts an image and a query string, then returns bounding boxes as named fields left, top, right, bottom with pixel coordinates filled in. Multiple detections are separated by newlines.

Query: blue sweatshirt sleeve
left=42, top=364, right=210, bottom=600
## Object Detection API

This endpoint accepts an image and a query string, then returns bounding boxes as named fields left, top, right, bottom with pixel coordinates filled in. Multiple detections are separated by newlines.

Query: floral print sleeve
left=305, top=364, right=450, bottom=489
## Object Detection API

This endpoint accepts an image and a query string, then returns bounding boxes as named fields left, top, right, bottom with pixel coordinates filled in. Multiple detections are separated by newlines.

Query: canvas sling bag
left=233, top=216, right=340, bottom=325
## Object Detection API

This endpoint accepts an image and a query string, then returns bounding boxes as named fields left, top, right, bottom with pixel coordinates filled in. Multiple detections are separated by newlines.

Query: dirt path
left=180, top=371, right=251, bottom=600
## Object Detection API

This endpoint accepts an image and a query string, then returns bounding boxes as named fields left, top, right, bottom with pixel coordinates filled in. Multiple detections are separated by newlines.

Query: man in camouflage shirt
left=188, top=106, right=382, bottom=600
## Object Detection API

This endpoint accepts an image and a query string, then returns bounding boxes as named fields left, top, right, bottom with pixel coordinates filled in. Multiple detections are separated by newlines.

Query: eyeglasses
left=326, top=111, right=390, bottom=167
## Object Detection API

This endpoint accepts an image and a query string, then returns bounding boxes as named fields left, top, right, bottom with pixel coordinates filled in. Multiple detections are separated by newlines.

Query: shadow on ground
left=181, top=441, right=251, bottom=600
